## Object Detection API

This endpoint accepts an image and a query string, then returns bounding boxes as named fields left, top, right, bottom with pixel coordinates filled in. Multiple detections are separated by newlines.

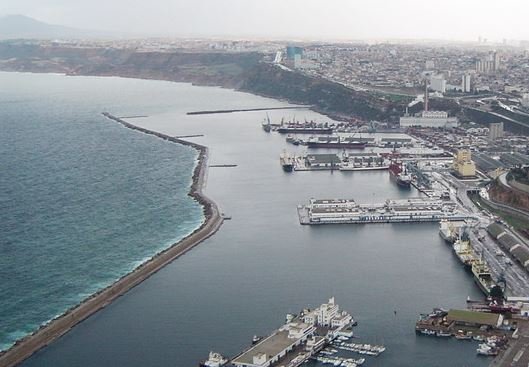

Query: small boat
left=455, top=333, right=472, bottom=340
left=436, top=331, right=451, bottom=337
left=420, top=329, right=436, bottom=336
left=252, top=335, right=262, bottom=344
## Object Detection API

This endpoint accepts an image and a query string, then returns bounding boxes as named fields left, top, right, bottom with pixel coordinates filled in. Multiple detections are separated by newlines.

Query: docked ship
left=471, top=257, right=496, bottom=296
left=277, top=120, right=333, bottom=134
left=452, top=231, right=477, bottom=270
left=438, top=220, right=464, bottom=244
left=305, top=136, right=368, bottom=149
left=388, top=161, right=411, bottom=188
left=261, top=115, right=271, bottom=133
left=199, top=351, right=228, bottom=367
left=280, top=151, right=294, bottom=172
left=340, top=153, right=389, bottom=171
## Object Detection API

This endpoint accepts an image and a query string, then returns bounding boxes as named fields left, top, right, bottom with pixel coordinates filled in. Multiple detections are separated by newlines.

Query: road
left=437, top=172, right=529, bottom=297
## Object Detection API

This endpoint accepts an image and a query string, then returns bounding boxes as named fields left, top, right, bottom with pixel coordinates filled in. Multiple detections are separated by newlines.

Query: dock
left=297, top=197, right=471, bottom=225
left=199, top=298, right=378, bottom=367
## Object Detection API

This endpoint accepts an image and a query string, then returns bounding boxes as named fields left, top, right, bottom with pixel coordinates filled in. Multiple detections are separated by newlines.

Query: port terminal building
left=231, top=298, right=351, bottom=367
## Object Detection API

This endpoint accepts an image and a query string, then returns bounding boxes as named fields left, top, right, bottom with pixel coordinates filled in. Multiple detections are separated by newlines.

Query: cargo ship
left=452, top=231, right=477, bottom=270
left=280, top=151, right=294, bottom=172
left=438, top=220, right=465, bottom=244
left=305, top=136, right=368, bottom=149
left=471, top=257, right=496, bottom=296
left=276, top=120, right=333, bottom=134
left=388, top=161, right=411, bottom=188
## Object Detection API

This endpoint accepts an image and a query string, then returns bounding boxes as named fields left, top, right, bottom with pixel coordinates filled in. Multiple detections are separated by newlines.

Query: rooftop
left=446, top=309, right=501, bottom=327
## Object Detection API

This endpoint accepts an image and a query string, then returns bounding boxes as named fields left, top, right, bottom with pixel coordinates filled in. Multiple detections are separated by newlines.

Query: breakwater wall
left=0, top=113, right=223, bottom=367
left=186, top=106, right=308, bottom=115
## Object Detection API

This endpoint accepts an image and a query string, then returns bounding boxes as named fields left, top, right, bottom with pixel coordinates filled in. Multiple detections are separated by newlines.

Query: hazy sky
left=1, top=0, right=528, bottom=41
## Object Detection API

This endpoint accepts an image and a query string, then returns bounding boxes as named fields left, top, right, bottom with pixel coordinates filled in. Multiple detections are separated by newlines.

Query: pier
left=187, top=106, right=308, bottom=115
left=297, top=197, right=471, bottom=225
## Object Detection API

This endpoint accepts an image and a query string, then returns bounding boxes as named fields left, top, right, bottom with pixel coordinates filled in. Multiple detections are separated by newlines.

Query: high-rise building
left=430, top=74, right=446, bottom=93
left=489, top=122, right=504, bottom=140
left=476, top=51, right=501, bottom=73
left=462, top=74, right=472, bottom=93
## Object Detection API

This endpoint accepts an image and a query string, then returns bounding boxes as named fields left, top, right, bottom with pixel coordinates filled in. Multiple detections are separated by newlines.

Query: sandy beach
left=0, top=113, right=223, bottom=367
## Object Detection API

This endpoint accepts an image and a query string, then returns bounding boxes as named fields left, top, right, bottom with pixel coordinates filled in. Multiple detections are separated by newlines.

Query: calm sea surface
left=2, top=72, right=488, bottom=366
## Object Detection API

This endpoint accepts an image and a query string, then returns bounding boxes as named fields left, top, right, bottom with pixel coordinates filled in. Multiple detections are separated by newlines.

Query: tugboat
left=280, top=151, right=294, bottom=172
left=388, top=161, right=411, bottom=188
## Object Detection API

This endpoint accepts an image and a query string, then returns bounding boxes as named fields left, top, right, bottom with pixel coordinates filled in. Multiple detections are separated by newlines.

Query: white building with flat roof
left=400, top=111, right=458, bottom=129
left=430, top=75, right=446, bottom=93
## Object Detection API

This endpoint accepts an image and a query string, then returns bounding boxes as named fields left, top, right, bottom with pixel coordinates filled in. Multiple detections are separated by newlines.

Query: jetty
left=298, top=197, right=470, bottom=225
left=187, top=106, right=308, bottom=115
left=0, top=113, right=224, bottom=367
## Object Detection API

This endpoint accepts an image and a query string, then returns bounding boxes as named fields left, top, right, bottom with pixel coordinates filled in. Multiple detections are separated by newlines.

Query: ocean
left=1, top=72, right=489, bottom=366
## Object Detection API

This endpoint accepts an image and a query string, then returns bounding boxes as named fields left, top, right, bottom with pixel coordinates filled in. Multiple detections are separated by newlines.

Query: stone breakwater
left=0, top=113, right=223, bottom=367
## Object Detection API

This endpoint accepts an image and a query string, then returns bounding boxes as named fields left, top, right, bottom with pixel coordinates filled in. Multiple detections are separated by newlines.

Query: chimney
left=424, top=80, right=429, bottom=112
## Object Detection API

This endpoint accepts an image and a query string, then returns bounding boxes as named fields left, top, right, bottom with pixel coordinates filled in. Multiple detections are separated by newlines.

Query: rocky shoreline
left=0, top=113, right=223, bottom=367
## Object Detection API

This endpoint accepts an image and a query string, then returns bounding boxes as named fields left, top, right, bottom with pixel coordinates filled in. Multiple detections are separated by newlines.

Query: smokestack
left=424, top=80, right=429, bottom=112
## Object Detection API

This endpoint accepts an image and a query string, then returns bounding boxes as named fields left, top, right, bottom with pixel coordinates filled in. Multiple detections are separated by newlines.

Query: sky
left=1, top=0, right=528, bottom=41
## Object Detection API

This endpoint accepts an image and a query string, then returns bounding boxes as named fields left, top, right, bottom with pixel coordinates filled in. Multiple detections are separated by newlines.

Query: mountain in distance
left=0, top=14, right=117, bottom=40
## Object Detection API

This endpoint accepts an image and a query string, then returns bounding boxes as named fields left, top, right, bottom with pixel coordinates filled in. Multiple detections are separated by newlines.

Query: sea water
left=1, top=72, right=489, bottom=366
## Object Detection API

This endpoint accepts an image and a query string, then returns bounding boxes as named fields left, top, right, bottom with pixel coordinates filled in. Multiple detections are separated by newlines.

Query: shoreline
left=0, top=69, right=351, bottom=122
left=0, top=113, right=223, bottom=367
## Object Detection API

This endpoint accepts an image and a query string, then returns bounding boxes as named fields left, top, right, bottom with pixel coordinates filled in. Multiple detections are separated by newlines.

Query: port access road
left=438, top=172, right=529, bottom=297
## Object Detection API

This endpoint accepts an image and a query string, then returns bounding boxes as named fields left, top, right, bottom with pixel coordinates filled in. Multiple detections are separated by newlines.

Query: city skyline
left=1, top=0, right=529, bottom=42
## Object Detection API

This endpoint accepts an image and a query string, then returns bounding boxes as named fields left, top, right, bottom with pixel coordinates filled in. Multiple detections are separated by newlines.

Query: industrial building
left=453, top=150, right=477, bottom=178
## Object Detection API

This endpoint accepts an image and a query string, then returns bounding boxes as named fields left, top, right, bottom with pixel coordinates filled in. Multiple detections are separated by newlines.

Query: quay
left=200, top=298, right=370, bottom=367
left=297, top=197, right=470, bottom=225
left=175, top=134, right=205, bottom=138
left=491, top=318, right=529, bottom=367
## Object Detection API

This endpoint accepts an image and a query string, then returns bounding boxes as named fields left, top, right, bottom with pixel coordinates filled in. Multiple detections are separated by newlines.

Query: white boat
left=200, top=352, right=228, bottom=367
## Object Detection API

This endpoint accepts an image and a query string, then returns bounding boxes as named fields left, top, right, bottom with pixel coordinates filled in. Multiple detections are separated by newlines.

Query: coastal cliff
left=0, top=42, right=400, bottom=121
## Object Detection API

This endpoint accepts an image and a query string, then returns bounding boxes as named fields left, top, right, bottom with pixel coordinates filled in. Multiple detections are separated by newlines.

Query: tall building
left=453, top=150, right=477, bottom=178
left=476, top=51, right=501, bottom=73
left=425, top=60, right=435, bottom=70
left=286, top=46, right=303, bottom=60
left=489, top=122, right=504, bottom=140
left=430, top=74, right=446, bottom=93
left=462, top=74, right=472, bottom=93
left=522, top=93, right=529, bottom=108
